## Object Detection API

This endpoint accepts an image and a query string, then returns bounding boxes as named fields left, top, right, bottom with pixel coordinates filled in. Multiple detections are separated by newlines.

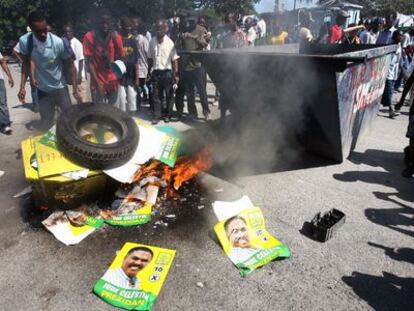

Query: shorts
left=407, top=115, right=414, bottom=139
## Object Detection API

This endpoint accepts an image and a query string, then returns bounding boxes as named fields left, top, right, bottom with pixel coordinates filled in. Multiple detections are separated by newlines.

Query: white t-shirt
left=148, top=35, right=179, bottom=71
left=359, top=30, right=376, bottom=44
left=137, top=34, right=149, bottom=78
left=0, top=52, right=4, bottom=80
left=247, top=27, right=257, bottom=45
left=69, top=37, right=85, bottom=77
left=102, top=267, right=141, bottom=289
left=299, top=27, right=313, bottom=42
left=388, top=45, right=402, bottom=81
left=257, top=19, right=266, bottom=38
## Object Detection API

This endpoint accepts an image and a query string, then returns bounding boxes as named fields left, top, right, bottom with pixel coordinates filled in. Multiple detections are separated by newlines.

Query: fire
left=133, top=147, right=213, bottom=195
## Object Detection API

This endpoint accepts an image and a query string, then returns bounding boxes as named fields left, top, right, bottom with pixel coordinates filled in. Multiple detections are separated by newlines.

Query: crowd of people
left=0, top=8, right=413, bottom=176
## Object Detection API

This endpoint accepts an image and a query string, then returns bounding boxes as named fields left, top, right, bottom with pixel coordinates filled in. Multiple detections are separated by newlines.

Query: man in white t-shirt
left=63, top=25, right=85, bottom=82
left=148, top=20, right=179, bottom=124
left=245, top=18, right=257, bottom=46
left=136, top=24, right=150, bottom=106
left=0, top=52, right=15, bottom=134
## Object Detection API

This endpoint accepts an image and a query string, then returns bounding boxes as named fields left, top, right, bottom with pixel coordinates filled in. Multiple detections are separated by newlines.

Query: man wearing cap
left=329, top=10, right=364, bottom=44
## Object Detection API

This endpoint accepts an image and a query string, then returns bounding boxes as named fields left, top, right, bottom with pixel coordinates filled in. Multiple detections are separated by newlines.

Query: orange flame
left=133, top=147, right=213, bottom=195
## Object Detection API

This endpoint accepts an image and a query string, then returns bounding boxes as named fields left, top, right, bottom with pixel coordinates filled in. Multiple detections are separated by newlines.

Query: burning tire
left=56, top=103, right=139, bottom=170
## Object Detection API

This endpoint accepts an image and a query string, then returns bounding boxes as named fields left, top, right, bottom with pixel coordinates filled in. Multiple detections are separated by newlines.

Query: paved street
left=0, top=64, right=413, bottom=310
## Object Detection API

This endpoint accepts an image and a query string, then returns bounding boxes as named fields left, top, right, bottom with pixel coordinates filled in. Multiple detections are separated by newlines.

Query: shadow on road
left=342, top=271, right=414, bottom=311
left=333, top=149, right=414, bottom=237
left=368, top=242, right=414, bottom=265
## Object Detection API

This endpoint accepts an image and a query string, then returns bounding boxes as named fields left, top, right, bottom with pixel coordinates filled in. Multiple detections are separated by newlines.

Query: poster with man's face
left=94, top=242, right=176, bottom=310
left=214, top=206, right=290, bottom=277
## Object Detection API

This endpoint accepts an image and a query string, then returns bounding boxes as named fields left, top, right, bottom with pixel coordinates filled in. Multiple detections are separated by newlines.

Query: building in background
left=275, top=0, right=317, bottom=11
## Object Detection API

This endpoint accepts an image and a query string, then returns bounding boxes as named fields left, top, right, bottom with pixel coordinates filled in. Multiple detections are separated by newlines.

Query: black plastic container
left=303, top=209, right=346, bottom=242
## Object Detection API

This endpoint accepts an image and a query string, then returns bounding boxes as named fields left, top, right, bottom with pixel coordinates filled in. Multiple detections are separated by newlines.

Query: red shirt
left=329, top=24, right=343, bottom=44
left=83, top=31, right=124, bottom=91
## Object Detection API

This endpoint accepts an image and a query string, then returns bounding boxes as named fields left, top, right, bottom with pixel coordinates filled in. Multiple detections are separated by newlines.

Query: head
left=384, top=13, right=396, bottom=29
left=224, top=216, right=251, bottom=249
left=392, top=30, right=402, bottom=44
left=156, top=19, right=168, bottom=40
left=120, top=16, right=133, bottom=36
left=336, top=10, right=349, bottom=27
left=299, top=11, right=313, bottom=28
left=28, top=11, right=48, bottom=42
left=131, top=17, right=141, bottom=34
left=224, top=13, right=237, bottom=32
left=121, top=247, right=153, bottom=278
left=371, top=18, right=381, bottom=33
left=96, top=8, right=112, bottom=36
left=63, top=25, right=74, bottom=40
left=198, top=16, right=206, bottom=28
left=188, top=17, right=197, bottom=32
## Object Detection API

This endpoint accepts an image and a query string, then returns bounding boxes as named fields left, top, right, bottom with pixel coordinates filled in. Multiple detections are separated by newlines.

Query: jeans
left=381, top=79, right=395, bottom=107
left=175, top=68, right=210, bottom=117
left=0, top=80, right=10, bottom=127
left=150, top=70, right=173, bottom=119
left=38, top=87, right=72, bottom=130
left=92, top=89, right=118, bottom=105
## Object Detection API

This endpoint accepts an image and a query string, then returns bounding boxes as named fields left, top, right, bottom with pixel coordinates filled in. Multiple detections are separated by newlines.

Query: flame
left=133, top=147, right=213, bottom=195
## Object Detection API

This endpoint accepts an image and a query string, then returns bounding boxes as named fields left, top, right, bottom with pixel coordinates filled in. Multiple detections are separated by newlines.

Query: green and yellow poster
left=94, top=242, right=176, bottom=310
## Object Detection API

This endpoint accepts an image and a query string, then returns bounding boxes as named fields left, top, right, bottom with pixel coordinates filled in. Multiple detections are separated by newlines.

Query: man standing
left=0, top=52, right=14, bottom=134
left=83, top=9, right=124, bottom=105
left=17, top=12, right=81, bottom=131
left=63, top=25, right=84, bottom=84
left=120, top=16, right=139, bottom=113
left=381, top=31, right=402, bottom=118
left=136, top=24, right=150, bottom=107
left=148, top=20, right=180, bottom=124
left=376, top=13, right=397, bottom=45
left=329, top=10, right=364, bottom=44
left=175, top=16, right=210, bottom=121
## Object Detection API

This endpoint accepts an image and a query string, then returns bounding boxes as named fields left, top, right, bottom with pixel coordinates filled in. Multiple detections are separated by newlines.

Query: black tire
left=56, top=103, right=139, bottom=170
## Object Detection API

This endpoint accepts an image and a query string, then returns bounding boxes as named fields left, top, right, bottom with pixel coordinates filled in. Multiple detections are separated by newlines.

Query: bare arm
left=18, top=56, right=29, bottom=102
left=172, top=59, right=179, bottom=83
left=343, top=25, right=365, bottom=34
left=0, top=59, right=14, bottom=87
left=86, top=56, right=104, bottom=95
left=66, top=59, right=82, bottom=103
left=78, top=59, right=84, bottom=82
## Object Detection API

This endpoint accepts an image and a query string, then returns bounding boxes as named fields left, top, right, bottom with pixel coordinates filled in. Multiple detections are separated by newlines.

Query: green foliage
left=0, top=0, right=260, bottom=49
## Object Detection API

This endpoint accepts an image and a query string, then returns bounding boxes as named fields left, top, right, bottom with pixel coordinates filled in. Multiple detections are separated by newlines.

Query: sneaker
left=394, top=109, right=401, bottom=116
left=151, top=118, right=159, bottom=125
left=2, top=126, right=12, bottom=135
left=204, top=112, right=211, bottom=121
left=164, top=116, right=170, bottom=123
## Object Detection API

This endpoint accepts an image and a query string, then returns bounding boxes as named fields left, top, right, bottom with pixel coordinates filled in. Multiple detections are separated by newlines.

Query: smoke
left=199, top=44, right=323, bottom=177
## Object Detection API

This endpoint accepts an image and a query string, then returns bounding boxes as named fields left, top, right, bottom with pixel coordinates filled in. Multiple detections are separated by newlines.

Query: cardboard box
left=21, top=136, right=117, bottom=209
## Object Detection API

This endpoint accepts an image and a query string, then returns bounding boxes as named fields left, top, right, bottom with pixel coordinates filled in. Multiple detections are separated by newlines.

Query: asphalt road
left=0, top=64, right=413, bottom=311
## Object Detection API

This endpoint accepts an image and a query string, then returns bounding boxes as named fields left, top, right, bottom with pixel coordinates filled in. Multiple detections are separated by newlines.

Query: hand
left=8, top=78, right=14, bottom=88
left=18, top=88, right=26, bottom=102
left=134, top=79, right=140, bottom=87
left=96, top=82, right=105, bottom=95
left=173, top=75, right=180, bottom=85
left=73, top=91, right=83, bottom=104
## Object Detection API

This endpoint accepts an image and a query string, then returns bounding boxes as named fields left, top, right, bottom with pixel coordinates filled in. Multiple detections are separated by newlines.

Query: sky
left=255, top=0, right=274, bottom=13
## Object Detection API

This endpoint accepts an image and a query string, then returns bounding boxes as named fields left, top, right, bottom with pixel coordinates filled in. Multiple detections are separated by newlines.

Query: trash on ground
left=93, top=242, right=175, bottom=310
left=302, top=209, right=346, bottom=242
left=13, top=185, right=32, bottom=198
left=213, top=196, right=290, bottom=277
left=101, top=202, right=152, bottom=227
left=42, top=205, right=104, bottom=245
left=196, top=282, right=204, bottom=288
